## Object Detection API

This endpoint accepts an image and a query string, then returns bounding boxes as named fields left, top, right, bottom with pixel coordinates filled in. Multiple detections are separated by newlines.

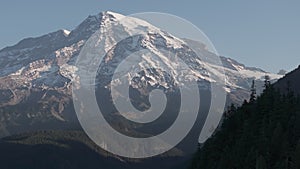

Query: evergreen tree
left=250, top=80, right=257, bottom=103
left=264, top=75, right=271, bottom=89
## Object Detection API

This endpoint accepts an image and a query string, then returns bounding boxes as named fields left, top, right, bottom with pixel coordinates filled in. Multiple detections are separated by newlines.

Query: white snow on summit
left=63, top=29, right=71, bottom=36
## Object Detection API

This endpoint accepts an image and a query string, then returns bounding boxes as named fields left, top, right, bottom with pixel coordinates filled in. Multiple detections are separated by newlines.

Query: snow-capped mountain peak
left=0, top=11, right=283, bottom=137
left=101, top=11, right=126, bottom=20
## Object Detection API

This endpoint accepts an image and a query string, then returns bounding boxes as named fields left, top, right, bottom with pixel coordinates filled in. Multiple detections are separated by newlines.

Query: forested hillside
left=190, top=74, right=300, bottom=169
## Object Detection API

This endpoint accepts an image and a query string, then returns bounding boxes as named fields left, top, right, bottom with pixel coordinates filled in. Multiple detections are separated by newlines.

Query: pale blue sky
left=0, top=0, right=299, bottom=73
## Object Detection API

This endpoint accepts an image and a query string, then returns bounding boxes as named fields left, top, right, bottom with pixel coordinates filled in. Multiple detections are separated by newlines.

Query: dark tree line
left=189, top=78, right=300, bottom=169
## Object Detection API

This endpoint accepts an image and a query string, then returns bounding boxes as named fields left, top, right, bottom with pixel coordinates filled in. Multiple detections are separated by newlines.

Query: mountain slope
left=274, top=65, right=300, bottom=95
